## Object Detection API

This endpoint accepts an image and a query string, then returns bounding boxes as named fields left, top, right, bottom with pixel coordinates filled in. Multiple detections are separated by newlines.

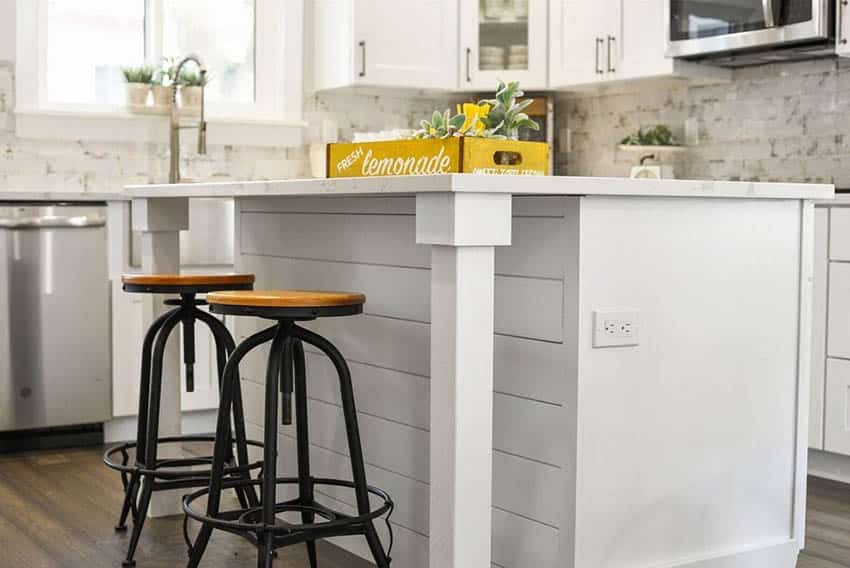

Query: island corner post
left=415, top=192, right=513, bottom=568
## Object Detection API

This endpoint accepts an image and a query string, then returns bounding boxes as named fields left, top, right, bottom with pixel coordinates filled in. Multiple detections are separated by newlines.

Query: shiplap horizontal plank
left=275, top=435, right=560, bottom=568
left=306, top=397, right=429, bottom=483
left=302, top=351, right=431, bottom=431
left=300, top=397, right=562, bottom=527
left=240, top=213, right=566, bottom=279
left=240, top=195, right=567, bottom=218
left=492, top=508, right=560, bottom=568
left=302, top=350, right=560, bottom=465
left=242, top=253, right=562, bottom=341
left=492, top=450, right=563, bottom=528
left=242, top=254, right=429, bottom=322
left=237, top=312, right=568, bottom=406
left=493, top=394, right=563, bottom=467
left=241, top=212, right=426, bottom=268
left=279, top=432, right=430, bottom=536
left=240, top=195, right=417, bottom=215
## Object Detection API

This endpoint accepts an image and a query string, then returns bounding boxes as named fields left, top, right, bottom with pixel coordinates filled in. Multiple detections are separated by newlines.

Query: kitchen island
left=126, top=174, right=833, bottom=568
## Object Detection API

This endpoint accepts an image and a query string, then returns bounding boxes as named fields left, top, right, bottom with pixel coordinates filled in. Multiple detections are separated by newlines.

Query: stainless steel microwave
left=667, top=0, right=833, bottom=64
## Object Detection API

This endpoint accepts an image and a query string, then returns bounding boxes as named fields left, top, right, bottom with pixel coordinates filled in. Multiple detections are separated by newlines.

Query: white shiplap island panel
left=125, top=174, right=832, bottom=568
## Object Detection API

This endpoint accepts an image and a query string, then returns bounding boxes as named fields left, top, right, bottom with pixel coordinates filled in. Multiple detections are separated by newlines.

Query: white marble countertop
left=0, top=190, right=128, bottom=202
left=125, top=174, right=834, bottom=200
left=816, top=192, right=850, bottom=206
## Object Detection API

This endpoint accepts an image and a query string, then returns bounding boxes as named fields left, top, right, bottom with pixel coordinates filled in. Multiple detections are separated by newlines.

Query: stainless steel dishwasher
left=0, top=202, right=111, bottom=432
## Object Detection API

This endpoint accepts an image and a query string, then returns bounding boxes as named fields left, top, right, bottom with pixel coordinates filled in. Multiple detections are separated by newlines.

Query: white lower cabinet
left=828, top=262, right=850, bottom=358
left=111, top=279, right=149, bottom=417
left=810, top=208, right=828, bottom=449
left=826, top=358, right=850, bottom=455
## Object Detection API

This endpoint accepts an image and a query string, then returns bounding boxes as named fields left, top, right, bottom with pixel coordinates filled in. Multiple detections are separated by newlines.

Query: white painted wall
left=0, top=0, right=14, bottom=63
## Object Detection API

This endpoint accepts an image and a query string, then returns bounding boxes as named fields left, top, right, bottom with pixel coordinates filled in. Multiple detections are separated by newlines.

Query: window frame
left=14, top=0, right=304, bottom=144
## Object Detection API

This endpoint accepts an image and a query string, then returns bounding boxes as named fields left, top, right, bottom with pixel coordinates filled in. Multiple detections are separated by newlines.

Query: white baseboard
left=809, top=448, right=850, bottom=484
left=666, top=540, right=798, bottom=568
left=103, top=409, right=218, bottom=444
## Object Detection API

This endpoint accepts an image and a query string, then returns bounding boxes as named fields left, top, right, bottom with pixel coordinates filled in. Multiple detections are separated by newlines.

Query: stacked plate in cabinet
left=507, top=45, right=528, bottom=70
left=480, top=46, right=506, bottom=70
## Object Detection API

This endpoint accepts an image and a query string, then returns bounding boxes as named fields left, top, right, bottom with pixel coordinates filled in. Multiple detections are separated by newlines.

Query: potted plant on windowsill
left=177, top=69, right=209, bottom=115
left=152, top=57, right=178, bottom=113
left=121, top=65, right=155, bottom=112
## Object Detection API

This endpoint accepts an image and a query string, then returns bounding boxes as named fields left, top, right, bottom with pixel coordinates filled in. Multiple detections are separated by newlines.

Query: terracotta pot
left=152, top=85, right=174, bottom=113
left=125, top=83, right=150, bottom=110
left=179, top=86, right=203, bottom=114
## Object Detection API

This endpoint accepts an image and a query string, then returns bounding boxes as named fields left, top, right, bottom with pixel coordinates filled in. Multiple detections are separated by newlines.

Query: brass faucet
left=169, top=55, right=207, bottom=184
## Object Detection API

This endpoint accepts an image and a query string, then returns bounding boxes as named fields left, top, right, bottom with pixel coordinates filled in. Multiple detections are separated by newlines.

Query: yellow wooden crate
left=327, top=137, right=549, bottom=178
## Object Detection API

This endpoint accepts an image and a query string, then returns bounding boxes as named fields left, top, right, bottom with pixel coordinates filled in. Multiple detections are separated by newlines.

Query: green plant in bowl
left=620, top=124, right=678, bottom=147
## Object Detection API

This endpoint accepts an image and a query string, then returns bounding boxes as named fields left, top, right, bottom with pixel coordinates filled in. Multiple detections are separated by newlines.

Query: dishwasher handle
left=0, top=215, right=106, bottom=230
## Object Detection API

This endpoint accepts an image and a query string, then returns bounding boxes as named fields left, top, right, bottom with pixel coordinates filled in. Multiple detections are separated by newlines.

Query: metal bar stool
left=183, top=290, right=393, bottom=568
left=103, top=274, right=264, bottom=567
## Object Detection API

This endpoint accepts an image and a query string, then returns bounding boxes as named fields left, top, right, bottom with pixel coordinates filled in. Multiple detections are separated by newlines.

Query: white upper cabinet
left=549, top=0, right=729, bottom=89
left=549, top=0, right=616, bottom=88
left=458, top=0, right=548, bottom=91
left=311, top=0, right=458, bottom=91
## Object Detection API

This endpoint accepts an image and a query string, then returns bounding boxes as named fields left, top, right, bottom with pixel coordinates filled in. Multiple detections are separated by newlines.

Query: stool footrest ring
left=183, top=476, right=393, bottom=544
left=103, top=435, right=264, bottom=480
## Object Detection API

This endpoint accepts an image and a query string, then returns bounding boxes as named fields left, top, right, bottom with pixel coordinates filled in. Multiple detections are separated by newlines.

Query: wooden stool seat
left=122, top=273, right=255, bottom=294
left=208, top=290, right=366, bottom=319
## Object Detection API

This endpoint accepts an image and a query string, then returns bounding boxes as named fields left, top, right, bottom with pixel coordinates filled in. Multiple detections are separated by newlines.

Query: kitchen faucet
left=169, top=55, right=207, bottom=184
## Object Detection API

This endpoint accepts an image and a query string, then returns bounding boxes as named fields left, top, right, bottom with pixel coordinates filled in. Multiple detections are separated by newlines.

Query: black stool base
left=187, top=319, right=394, bottom=568
left=184, top=477, right=392, bottom=543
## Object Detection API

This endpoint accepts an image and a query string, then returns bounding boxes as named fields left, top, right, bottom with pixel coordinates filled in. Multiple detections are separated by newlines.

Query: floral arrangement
left=413, top=80, right=540, bottom=141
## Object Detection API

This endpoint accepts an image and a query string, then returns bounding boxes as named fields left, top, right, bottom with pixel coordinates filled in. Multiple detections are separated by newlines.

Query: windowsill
left=13, top=106, right=307, bottom=147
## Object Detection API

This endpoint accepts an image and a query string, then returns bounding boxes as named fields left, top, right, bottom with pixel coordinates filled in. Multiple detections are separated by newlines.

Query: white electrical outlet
left=593, top=309, right=640, bottom=348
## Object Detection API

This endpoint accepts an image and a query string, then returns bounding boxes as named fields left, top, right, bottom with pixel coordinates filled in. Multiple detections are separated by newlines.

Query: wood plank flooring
left=1, top=446, right=850, bottom=567
left=0, top=446, right=368, bottom=568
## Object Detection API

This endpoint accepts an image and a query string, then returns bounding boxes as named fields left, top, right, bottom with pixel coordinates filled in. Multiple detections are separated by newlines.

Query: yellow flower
left=429, top=127, right=437, bottom=136
left=457, top=103, right=491, bottom=135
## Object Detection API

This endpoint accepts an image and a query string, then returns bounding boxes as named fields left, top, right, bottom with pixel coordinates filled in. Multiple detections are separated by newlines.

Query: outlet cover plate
left=593, top=309, right=640, bottom=348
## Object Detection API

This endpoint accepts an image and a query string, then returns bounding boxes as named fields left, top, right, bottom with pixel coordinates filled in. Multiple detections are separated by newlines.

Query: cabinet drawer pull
left=359, top=40, right=366, bottom=77
left=607, top=35, right=616, bottom=73
left=595, top=38, right=604, bottom=74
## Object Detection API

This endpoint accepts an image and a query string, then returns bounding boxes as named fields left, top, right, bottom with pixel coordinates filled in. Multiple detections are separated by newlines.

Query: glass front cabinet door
left=459, top=0, right=548, bottom=91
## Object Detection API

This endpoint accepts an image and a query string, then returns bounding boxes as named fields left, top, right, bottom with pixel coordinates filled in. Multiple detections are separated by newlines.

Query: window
left=46, top=0, right=145, bottom=106
left=160, top=0, right=255, bottom=105
left=17, top=0, right=302, bottom=127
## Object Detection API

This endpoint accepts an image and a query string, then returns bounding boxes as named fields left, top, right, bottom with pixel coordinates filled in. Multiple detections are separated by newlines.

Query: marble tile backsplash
left=3, top=56, right=849, bottom=190
left=0, top=64, right=451, bottom=194
left=558, top=58, right=850, bottom=186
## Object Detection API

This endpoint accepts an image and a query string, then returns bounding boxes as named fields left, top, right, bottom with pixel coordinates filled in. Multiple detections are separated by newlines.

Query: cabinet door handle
left=359, top=40, right=366, bottom=77
left=595, top=38, right=604, bottom=74
left=466, top=47, right=472, bottom=82
left=841, top=0, right=849, bottom=45
left=607, top=35, right=616, bottom=73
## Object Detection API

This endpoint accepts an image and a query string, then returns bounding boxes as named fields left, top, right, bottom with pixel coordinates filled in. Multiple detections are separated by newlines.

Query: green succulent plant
left=121, top=65, right=156, bottom=84
left=412, top=80, right=540, bottom=140
left=620, top=124, right=677, bottom=146
left=478, top=80, right=540, bottom=140
left=414, top=109, right=467, bottom=140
